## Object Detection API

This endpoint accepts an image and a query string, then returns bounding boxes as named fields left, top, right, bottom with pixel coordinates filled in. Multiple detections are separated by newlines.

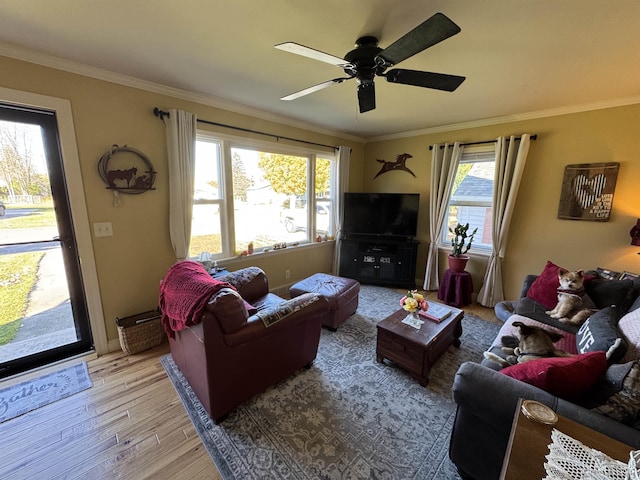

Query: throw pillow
left=526, top=261, right=564, bottom=310
left=585, top=278, right=636, bottom=311
left=500, top=351, right=607, bottom=400
left=576, top=307, right=627, bottom=363
left=256, top=293, right=320, bottom=328
left=628, top=292, right=640, bottom=314
left=619, top=308, right=640, bottom=363
left=591, top=361, right=640, bottom=426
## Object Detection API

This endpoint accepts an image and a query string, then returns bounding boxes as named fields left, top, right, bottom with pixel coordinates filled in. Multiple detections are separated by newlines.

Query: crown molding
left=367, top=95, right=640, bottom=142
left=4, top=41, right=639, bottom=146
left=0, top=42, right=366, bottom=144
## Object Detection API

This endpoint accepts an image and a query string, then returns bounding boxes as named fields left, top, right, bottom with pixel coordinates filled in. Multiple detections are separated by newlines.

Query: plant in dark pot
left=448, top=223, right=477, bottom=272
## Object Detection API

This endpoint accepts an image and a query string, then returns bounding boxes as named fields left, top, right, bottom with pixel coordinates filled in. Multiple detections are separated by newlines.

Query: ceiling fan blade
left=377, top=13, right=461, bottom=66
left=275, top=42, right=351, bottom=67
left=281, top=78, right=350, bottom=101
left=386, top=69, right=465, bottom=92
left=358, top=82, right=376, bottom=113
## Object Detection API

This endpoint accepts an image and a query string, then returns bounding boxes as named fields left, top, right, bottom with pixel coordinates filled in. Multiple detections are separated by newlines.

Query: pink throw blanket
left=159, top=260, right=233, bottom=338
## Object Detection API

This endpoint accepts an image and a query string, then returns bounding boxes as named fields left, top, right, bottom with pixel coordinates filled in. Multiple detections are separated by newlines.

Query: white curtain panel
left=423, top=142, right=463, bottom=290
left=477, top=134, right=532, bottom=307
left=164, top=109, right=197, bottom=261
left=332, top=146, right=351, bottom=275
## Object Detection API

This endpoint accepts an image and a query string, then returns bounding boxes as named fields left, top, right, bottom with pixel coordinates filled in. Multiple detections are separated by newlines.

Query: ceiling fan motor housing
left=343, top=36, right=385, bottom=83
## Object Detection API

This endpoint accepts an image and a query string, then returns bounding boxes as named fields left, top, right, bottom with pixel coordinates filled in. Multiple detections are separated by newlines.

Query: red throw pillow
left=500, top=351, right=607, bottom=400
left=526, top=260, right=564, bottom=309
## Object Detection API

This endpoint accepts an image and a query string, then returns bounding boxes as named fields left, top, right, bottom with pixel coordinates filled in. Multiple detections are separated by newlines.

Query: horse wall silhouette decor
left=373, top=153, right=415, bottom=179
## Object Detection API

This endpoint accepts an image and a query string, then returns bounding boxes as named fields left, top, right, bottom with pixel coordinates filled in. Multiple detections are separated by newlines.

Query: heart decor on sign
left=572, top=174, right=606, bottom=209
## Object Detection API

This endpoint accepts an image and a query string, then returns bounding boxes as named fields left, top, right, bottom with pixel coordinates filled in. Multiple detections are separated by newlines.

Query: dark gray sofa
left=449, top=272, right=640, bottom=480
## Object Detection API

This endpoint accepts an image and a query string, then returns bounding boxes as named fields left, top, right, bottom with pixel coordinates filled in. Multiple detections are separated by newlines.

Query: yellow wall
left=3, top=52, right=639, bottom=347
left=0, top=55, right=364, bottom=347
left=364, top=105, right=640, bottom=299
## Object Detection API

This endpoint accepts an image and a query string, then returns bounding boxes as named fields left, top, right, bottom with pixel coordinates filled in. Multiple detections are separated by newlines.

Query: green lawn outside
left=0, top=251, right=44, bottom=345
left=0, top=202, right=56, bottom=229
left=189, top=234, right=222, bottom=259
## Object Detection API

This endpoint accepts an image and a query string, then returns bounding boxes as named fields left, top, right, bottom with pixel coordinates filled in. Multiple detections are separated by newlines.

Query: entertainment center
left=338, top=192, right=420, bottom=289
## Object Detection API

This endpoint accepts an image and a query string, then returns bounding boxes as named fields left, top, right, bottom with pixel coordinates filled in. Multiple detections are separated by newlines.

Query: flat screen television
left=342, top=192, right=419, bottom=238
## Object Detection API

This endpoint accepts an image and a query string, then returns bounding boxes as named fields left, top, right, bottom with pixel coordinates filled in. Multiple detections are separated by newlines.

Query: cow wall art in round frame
left=97, top=144, right=157, bottom=195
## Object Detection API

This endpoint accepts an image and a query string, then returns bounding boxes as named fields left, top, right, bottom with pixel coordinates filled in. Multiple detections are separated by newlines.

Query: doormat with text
left=0, top=362, right=92, bottom=423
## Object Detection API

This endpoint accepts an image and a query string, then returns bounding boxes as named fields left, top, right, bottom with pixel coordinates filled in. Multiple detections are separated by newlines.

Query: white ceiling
left=1, top=1, right=640, bottom=140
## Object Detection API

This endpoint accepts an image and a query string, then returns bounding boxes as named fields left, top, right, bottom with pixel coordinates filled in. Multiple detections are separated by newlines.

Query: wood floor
left=0, top=292, right=497, bottom=480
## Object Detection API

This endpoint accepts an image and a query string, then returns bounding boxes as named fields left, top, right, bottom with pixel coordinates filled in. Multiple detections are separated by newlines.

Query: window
left=441, top=147, right=495, bottom=251
left=190, top=133, right=336, bottom=259
left=191, top=139, right=225, bottom=257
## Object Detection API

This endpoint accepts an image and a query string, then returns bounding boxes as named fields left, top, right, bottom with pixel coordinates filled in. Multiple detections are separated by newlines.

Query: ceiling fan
left=275, top=12, right=466, bottom=113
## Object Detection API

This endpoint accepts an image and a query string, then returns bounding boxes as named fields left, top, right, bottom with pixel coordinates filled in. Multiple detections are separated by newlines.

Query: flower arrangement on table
left=400, top=290, right=428, bottom=313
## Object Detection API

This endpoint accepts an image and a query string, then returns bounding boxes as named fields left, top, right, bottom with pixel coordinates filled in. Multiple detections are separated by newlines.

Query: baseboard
left=108, top=338, right=123, bottom=353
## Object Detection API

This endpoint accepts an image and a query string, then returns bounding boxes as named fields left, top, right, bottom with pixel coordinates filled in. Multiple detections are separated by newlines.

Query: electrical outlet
left=93, top=222, right=113, bottom=237
left=285, top=269, right=290, bottom=279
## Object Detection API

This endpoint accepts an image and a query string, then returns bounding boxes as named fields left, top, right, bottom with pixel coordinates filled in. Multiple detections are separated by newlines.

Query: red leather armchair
left=168, top=267, right=330, bottom=423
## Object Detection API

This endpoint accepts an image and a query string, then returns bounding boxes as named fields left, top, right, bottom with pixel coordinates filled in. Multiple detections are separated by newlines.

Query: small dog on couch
left=484, top=321, right=572, bottom=368
left=545, top=268, right=595, bottom=326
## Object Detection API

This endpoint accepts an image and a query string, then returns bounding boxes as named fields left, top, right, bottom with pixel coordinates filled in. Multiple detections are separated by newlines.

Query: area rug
left=161, top=285, right=500, bottom=479
left=0, top=362, right=92, bottom=423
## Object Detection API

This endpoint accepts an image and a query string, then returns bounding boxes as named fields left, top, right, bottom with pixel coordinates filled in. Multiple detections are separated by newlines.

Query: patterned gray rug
left=161, top=285, right=500, bottom=479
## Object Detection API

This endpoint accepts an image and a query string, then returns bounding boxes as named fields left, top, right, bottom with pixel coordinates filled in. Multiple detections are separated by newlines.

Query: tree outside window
left=190, top=136, right=335, bottom=259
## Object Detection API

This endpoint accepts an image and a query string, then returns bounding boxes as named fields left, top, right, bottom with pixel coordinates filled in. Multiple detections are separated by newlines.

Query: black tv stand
left=338, top=235, right=419, bottom=289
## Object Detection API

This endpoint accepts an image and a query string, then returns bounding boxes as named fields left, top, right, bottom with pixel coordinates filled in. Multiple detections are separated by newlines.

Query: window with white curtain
left=191, top=132, right=336, bottom=259
left=440, top=146, right=496, bottom=252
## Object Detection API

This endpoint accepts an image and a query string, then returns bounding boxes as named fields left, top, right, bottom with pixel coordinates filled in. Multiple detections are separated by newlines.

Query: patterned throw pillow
left=256, top=293, right=320, bottom=328
left=619, top=308, right=640, bottom=363
left=218, top=266, right=263, bottom=290
left=592, top=361, right=640, bottom=426
left=576, top=307, right=627, bottom=363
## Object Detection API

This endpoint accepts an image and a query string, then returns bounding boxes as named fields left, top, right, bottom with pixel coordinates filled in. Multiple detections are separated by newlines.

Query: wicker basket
left=116, top=309, right=164, bottom=355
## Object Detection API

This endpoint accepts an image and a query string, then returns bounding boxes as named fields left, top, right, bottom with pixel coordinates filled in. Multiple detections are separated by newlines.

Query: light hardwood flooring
left=0, top=292, right=497, bottom=480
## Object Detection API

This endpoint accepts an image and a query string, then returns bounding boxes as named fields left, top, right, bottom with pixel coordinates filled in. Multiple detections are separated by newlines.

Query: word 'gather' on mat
left=162, top=285, right=500, bottom=480
left=0, top=362, right=92, bottom=423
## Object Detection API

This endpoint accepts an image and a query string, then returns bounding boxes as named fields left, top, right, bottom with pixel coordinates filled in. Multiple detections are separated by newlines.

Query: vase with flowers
left=400, top=290, right=428, bottom=314
left=400, top=290, right=428, bottom=328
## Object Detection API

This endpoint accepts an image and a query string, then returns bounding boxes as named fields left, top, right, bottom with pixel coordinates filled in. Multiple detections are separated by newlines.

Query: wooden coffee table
left=375, top=303, right=464, bottom=386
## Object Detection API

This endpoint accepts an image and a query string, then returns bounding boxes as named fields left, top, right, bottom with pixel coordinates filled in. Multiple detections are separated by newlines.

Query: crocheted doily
left=543, top=429, right=628, bottom=480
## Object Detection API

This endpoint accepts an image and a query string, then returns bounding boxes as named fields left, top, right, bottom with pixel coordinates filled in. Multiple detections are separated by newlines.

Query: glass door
left=0, top=104, right=93, bottom=378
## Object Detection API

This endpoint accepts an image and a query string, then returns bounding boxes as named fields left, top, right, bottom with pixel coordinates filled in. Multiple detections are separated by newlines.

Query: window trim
left=439, top=145, right=496, bottom=254
left=194, top=131, right=337, bottom=260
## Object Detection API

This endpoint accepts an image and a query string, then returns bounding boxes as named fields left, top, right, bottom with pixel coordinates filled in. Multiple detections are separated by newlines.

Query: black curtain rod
left=153, top=107, right=338, bottom=150
left=428, top=134, right=537, bottom=150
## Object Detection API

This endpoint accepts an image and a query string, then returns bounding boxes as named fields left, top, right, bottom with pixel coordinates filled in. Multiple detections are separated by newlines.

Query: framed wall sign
left=557, top=162, right=619, bottom=221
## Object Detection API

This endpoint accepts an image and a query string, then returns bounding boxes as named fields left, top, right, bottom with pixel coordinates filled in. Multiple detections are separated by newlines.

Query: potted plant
left=448, top=223, right=477, bottom=272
